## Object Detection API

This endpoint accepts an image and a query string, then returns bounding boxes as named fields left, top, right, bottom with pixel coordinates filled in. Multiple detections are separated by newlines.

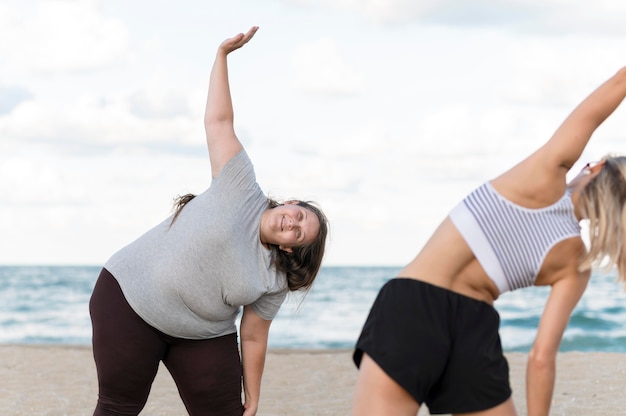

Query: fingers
left=241, top=25, right=259, bottom=44
left=220, top=26, right=259, bottom=54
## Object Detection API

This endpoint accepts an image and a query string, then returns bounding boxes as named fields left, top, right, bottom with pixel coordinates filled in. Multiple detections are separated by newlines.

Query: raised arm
left=205, top=26, right=258, bottom=178
left=541, top=66, right=626, bottom=171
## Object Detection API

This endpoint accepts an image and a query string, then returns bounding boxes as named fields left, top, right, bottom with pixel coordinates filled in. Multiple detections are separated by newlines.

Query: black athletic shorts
left=353, top=278, right=511, bottom=414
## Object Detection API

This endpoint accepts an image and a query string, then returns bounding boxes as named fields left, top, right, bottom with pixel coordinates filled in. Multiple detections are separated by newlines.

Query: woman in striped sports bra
left=352, top=67, right=626, bottom=416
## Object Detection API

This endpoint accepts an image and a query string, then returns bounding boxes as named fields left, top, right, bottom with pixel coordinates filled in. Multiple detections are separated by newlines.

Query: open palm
left=220, top=26, right=259, bottom=55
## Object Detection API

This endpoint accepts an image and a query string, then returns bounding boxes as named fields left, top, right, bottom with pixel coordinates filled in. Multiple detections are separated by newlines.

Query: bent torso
left=398, top=178, right=586, bottom=305
left=398, top=217, right=501, bottom=304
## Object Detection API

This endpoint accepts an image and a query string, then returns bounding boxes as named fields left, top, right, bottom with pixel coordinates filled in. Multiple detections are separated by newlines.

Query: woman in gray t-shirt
left=89, top=26, right=329, bottom=416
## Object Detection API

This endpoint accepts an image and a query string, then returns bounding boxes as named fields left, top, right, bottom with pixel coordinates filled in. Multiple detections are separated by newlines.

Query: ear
left=279, top=245, right=293, bottom=253
left=589, top=160, right=607, bottom=176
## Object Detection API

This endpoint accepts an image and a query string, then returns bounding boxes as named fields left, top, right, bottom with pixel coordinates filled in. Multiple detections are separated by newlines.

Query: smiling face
left=260, top=201, right=321, bottom=252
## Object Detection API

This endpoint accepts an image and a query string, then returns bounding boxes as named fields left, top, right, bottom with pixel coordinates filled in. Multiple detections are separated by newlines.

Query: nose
left=286, top=216, right=301, bottom=231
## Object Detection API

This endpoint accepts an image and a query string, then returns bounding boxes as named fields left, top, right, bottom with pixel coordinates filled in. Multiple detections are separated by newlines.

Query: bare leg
left=352, top=353, right=420, bottom=416
left=454, top=397, right=517, bottom=416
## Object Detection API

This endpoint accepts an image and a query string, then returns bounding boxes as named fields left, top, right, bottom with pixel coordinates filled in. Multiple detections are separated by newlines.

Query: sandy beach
left=1, top=345, right=625, bottom=415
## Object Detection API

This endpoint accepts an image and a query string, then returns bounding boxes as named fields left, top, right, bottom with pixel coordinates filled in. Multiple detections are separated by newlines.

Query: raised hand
left=219, top=26, right=259, bottom=56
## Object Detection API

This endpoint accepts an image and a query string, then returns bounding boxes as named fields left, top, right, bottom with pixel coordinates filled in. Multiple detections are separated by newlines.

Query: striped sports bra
left=449, top=182, right=581, bottom=294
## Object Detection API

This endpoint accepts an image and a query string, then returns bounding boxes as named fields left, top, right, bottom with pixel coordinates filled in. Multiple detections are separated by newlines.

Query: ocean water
left=1, top=265, right=626, bottom=352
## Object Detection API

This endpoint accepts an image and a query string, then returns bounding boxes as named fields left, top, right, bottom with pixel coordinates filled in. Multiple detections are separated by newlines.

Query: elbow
left=611, top=66, right=626, bottom=91
left=240, top=329, right=267, bottom=346
left=239, top=324, right=255, bottom=342
left=204, top=113, right=233, bottom=130
left=528, top=347, right=556, bottom=373
left=612, top=66, right=626, bottom=87
left=204, top=118, right=235, bottom=138
left=616, top=66, right=626, bottom=79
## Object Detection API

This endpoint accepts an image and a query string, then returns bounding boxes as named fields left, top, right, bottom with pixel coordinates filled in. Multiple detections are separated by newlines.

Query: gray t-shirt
left=104, top=150, right=288, bottom=339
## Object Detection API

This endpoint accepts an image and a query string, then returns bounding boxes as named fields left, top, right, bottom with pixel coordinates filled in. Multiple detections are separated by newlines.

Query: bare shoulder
left=490, top=152, right=568, bottom=208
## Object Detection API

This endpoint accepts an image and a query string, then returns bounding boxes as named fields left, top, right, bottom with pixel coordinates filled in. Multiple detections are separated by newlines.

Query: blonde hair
left=578, top=155, right=626, bottom=282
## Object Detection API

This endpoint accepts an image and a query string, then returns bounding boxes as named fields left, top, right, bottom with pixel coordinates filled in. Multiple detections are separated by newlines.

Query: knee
left=93, top=394, right=147, bottom=416
left=179, top=377, right=243, bottom=416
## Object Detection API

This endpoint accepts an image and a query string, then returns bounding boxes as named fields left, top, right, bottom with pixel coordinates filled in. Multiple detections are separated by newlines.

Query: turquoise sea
left=1, top=265, right=626, bottom=352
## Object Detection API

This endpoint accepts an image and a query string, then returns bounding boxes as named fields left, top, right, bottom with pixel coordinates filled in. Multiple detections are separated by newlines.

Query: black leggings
left=89, top=269, right=244, bottom=416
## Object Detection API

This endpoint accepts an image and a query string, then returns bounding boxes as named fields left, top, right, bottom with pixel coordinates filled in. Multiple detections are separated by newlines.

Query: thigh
left=90, top=269, right=166, bottom=415
left=352, top=353, right=420, bottom=416
left=454, top=397, right=517, bottom=416
left=164, top=333, right=243, bottom=416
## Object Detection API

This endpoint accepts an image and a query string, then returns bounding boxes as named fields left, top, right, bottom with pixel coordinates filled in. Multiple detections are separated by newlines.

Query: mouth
left=281, top=216, right=284, bottom=231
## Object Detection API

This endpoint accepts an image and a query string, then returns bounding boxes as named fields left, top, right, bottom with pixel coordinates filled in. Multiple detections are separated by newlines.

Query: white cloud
left=282, top=0, right=440, bottom=24
left=516, top=0, right=626, bottom=35
left=3, top=0, right=626, bottom=266
left=0, top=0, right=131, bottom=74
left=0, top=86, right=33, bottom=115
left=331, top=0, right=438, bottom=25
left=282, top=0, right=626, bottom=34
left=128, top=90, right=193, bottom=119
left=290, top=37, right=364, bottom=96
left=0, top=86, right=203, bottom=152
left=0, top=149, right=209, bottom=265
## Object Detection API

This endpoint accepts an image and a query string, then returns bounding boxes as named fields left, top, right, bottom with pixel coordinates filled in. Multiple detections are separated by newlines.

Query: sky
left=2, top=0, right=626, bottom=266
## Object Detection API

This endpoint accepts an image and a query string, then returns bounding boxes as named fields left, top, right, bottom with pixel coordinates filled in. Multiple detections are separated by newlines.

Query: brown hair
left=578, top=155, right=626, bottom=282
left=171, top=195, right=329, bottom=291
left=170, top=193, right=196, bottom=226
left=266, top=199, right=329, bottom=291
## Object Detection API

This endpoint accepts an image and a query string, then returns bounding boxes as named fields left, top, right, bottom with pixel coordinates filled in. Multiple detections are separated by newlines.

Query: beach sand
left=1, top=345, right=625, bottom=415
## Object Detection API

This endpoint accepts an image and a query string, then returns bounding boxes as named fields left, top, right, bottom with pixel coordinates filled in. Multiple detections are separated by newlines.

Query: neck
left=259, top=209, right=269, bottom=247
